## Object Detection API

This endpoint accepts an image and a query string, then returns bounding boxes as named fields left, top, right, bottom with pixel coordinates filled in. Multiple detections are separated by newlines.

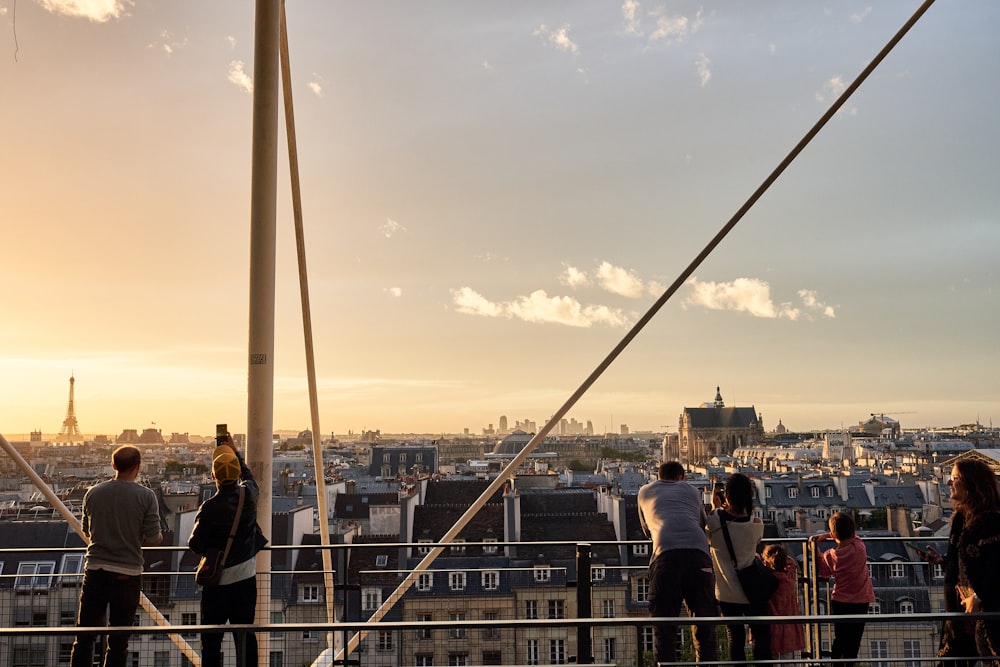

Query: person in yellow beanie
left=188, top=432, right=268, bottom=667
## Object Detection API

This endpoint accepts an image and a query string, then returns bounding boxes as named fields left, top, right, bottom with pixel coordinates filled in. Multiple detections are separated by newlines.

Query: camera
left=215, top=423, right=228, bottom=446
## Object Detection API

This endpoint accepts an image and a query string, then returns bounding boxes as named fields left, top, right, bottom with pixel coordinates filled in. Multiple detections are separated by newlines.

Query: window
left=902, top=639, right=921, bottom=667
left=768, top=509, right=777, bottom=521
left=151, top=613, right=170, bottom=640
left=483, top=538, right=498, bottom=554
left=15, top=561, right=55, bottom=589
left=603, top=637, right=617, bottom=663
left=153, top=652, right=170, bottom=667
left=59, top=554, right=84, bottom=584
left=601, top=599, right=615, bottom=618
left=899, top=599, right=915, bottom=614
left=526, top=639, right=539, bottom=665
left=549, top=638, right=566, bottom=664
left=641, top=626, right=654, bottom=653
left=362, top=587, right=382, bottom=611
left=417, top=539, right=433, bottom=555
left=933, top=563, right=944, bottom=579
left=300, top=585, right=320, bottom=602
left=11, top=639, right=46, bottom=667
left=415, top=453, right=423, bottom=463
left=525, top=600, right=538, bottom=619
left=302, top=629, right=318, bottom=641
left=417, top=572, right=433, bottom=591
left=765, top=486, right=772, bottom=498
left=416, top=613, right=433, bottom=640
left=449, top=571, right=467, bottom=591
left=376, top=630, right=393, bottom=651
left=181, top=612, right=198, bottom=639
left=547, top=599, right=565, bottom=619
left=449, top=613, right=466, bottom=639
left=375, top=554, right=388, bottom=568
left=890, top=561, right=905, bottom=578
left=483, top=611, right=500, bottom=640
left=448, top=653, right=469, bottom=666
left=399, top=453, right=407, bottom=462
left=482, top=649, right=502, bottom=665
left=633, top=543, right=649, bottom=556
left=415, top=654, right=434, bottom=666
left=870, top=639, right=889, bottom=667
left=269, top=651, right=284, bottom=667
left=827, top=485, right=835, bottom=497
left=591, top=567, right=605, bottom=582
left=869, top=600, right=881, bottom=615
left=788, top=487, right=798, bottom=498
left=383, top=453, right=391, bottom=463
left=270, top=611, right=284, bottom=641
left=811, top=486, right=820, bottom=498
left=636, top=576, right=650, bottom=603
left=482, top=570, right=499, bottom=591
left=533, top=566, right=551, bottom=583
left=451, top=539, right=466, bottom=554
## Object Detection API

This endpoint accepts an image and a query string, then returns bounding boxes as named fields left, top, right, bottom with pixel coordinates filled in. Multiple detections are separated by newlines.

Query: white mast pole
left=248, top=0, right=280, bottom=663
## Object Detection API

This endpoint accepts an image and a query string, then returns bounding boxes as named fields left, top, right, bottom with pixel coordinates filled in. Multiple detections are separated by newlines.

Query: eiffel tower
left=54, top=374, right=84, bottom=444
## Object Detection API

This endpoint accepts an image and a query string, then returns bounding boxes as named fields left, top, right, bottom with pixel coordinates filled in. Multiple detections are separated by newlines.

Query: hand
left=923, top=545, right=944, bottom=565
left=220, top=433, right=237, bottom=452
left=957, top=585, right=980, bottom=613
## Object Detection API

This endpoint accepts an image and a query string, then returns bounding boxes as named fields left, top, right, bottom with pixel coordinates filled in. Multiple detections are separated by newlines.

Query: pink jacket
left=767, top=560, right=805, bottom=655
left=815, top=537, right=875, bottom=604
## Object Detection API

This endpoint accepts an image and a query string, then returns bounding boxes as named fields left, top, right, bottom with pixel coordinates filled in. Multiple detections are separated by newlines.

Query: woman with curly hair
left=951, top=458, right=1000, bottom=664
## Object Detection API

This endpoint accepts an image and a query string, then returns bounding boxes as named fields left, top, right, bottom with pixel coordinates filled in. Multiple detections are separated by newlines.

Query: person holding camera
left=188, top=433, right=267, bottom=667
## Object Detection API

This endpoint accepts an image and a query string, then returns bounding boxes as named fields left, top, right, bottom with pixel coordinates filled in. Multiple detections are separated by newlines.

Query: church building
left=673, top=386, right=764, bottom=465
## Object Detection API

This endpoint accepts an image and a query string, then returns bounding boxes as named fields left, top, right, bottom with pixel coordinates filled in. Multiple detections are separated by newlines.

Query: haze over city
left=2, top=1, right=998, bottom=438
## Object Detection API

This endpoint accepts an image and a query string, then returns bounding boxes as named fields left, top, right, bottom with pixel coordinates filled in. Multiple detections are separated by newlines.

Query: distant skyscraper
left=54, top=374, right=83, bottom=444
left=499, top=415, right=508, bottom=434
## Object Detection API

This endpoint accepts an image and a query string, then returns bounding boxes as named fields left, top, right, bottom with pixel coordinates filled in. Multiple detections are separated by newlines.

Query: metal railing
left=0, top=536, right=987, bottom=667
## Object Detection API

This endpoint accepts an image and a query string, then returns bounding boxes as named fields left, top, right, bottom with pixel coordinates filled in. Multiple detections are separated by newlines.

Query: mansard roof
left=683, top=406, right=759, bottom=429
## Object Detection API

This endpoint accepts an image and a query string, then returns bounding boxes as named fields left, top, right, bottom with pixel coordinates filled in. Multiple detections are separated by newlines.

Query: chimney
left=886, top=504, right=912, bottom=537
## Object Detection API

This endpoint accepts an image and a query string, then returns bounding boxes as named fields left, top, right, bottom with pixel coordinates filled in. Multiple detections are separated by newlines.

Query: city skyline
left=2, top=2, right=998, bottom=437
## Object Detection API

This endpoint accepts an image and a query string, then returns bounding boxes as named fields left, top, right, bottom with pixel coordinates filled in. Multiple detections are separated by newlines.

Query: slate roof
left=422, top=479, right=503, bottom=505
left=683, top=406, right=759, bottom=428
left=333, top=492, right=399, bottom=519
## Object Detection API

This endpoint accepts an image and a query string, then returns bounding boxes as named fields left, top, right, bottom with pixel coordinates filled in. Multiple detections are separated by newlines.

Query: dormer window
left=417, top=539, right=432, bottom=555
left=765, top=487, right=772, bottom=498
left=375, top=554, right=388, bottom=568
left=811, top=487, right=820, bottom=498
left=483, top=538, right=498, bottom=555
left=788, top=487, right=798, bottom=499
left=826, top=485, right=835, bottom=497
left=450, top=539, right=466, bottom=554
left=533, top=566, right=551, bottom=583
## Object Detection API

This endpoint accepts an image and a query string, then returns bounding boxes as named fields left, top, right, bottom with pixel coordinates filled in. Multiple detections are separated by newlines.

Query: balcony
left=0, top=536, right=988, bottom=666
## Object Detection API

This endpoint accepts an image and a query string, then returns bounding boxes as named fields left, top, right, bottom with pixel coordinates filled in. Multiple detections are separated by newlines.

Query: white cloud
left=36, top=0, right=131, bottom=22
left=816, top=75, right=857, bottom=115
left=622, top=0, right=641, bottom=34
left=381, top=218, right=407, bottom=239
left=647, top=280, right=666, bottom=296
left=149, top=30, right=188, bottom=55
left=695, top=53, right=711, bottom=87
left=596, top=261, right=645, bottom=298
left=650, top=15, right=688, bottom=42
left=850, top=7, right=873, bottom=24
left=384, top=287, right=403, bottom=298
left=684, top=277, right=835, bottom=321
left=559, top=264, right=590, bottom=288
left=227, top=61, right=253, bottom=94
left=308, top=81, right=323, bottom=97
left=451, top=288, right=628, bottom=328
left=226, top=36, right=238, bottom=50
left=534, top=24, right=579, bottom=55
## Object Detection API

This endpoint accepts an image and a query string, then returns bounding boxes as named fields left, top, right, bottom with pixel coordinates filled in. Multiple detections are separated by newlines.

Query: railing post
left=576, top=542, right=594, bottom=664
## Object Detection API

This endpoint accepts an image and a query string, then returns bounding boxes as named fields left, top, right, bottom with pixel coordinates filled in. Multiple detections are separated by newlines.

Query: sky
left=1, top=0, right=998, bottom=439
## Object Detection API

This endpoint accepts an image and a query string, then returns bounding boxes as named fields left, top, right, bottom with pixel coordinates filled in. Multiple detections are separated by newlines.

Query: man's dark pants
left=201, top=575, right=258, bottom=667
left=70, top=568, right=143, bottom=667
left=648, top=548, right=720, bottom=664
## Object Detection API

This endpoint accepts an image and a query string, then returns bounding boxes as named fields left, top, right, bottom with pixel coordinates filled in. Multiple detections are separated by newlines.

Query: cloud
left=622, top=0, right=641, bottom=34
left=648, top=9, right=701, bottom=44
left=384, top=287, right=403, bottom=298
left=451, top=288, right=629, bottom=328
left=149, top=30, right=188, bottom=55
left=559, top=264, right=591, bottom=288
left=227, top=61, right=253, bottom=94
left=226, top=36, right=238, bottom=49
left=534, top=24, right=579, bottom=55
left=850, top=7, right=873, bottom=24
left=695, top=53, right=711, bottom=87
left=381, top=218, right=407, bottom=239
left=596, top=261, right=645, bottom=298
left=36, top=0, right=131, bottom=22
left=308, top=81, right=324, bottom=97
left=683, top=277, right=835, bottom=321
left=816, top=75, right=857, bottom=115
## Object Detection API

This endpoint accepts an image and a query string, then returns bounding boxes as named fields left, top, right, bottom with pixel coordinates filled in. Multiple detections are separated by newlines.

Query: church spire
left=714, top=386, right=725, bottom=408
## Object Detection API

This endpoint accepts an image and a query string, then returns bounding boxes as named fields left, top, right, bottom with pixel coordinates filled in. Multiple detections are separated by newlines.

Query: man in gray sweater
left=638, top=461, right=719, bottom=664
left=71, top=445, right=163, bottom=667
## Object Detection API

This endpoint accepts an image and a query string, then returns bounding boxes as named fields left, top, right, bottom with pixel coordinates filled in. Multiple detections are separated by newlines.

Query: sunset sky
left=2, top=1, right=998, bottom=439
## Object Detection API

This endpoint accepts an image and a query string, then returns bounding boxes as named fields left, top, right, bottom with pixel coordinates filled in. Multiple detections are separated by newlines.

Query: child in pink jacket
left=763, top=544, right=805, bottom=666
left=808, top=512, right=875, bottom=667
